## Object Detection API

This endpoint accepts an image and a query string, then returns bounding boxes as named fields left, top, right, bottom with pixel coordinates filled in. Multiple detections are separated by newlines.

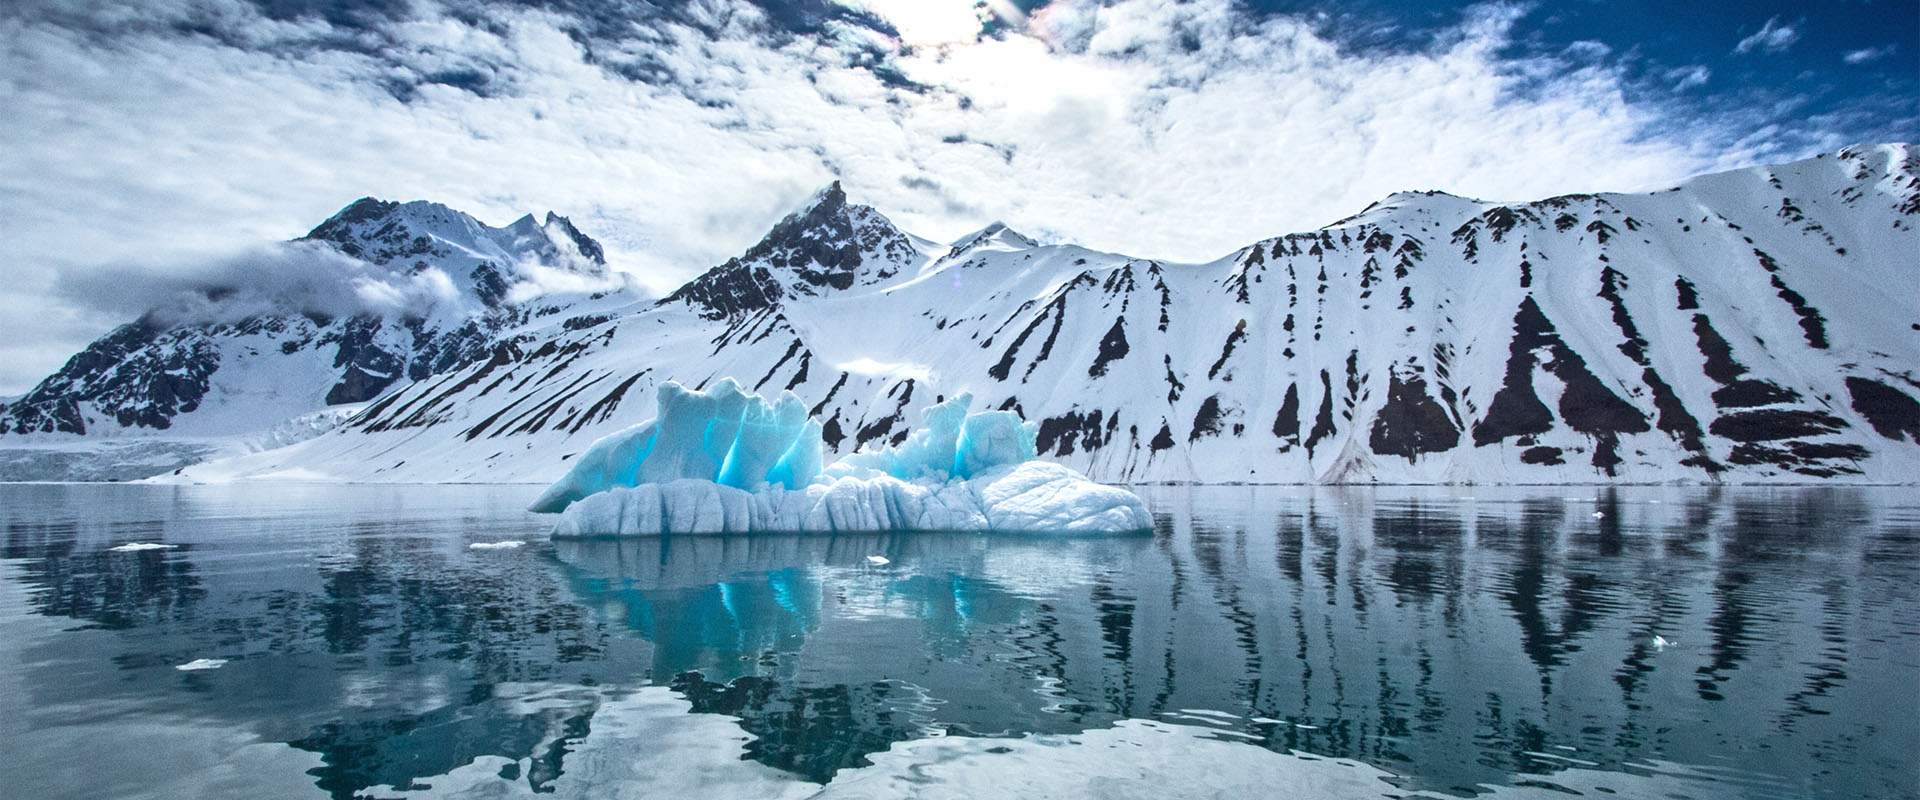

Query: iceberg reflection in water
left=0, top=483, right=1915, bottom=799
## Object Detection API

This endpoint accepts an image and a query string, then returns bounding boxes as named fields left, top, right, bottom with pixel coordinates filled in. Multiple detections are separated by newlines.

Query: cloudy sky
left=1, top=0, right=1915, bottom=394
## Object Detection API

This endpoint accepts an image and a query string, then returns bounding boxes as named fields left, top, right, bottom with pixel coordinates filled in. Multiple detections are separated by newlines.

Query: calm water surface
left=1, top=483, right=1915, bottom=798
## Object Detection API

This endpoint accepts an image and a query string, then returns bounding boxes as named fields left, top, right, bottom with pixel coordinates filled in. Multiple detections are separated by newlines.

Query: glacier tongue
left=532, top=381, right=1151, bottom=535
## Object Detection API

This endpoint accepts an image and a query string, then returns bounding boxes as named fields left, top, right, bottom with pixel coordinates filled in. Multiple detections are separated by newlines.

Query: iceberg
left=530, top=379, right=1151, bottom=535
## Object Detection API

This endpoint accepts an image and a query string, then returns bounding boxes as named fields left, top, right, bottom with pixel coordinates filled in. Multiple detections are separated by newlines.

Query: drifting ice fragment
left=468, top=541, right=525, bottom=550
left=532, top=381, right=1151, bottom=535
left=175, top=659, right=228, bottom=671
left=866, top=556, right=890, bottom=565
left=109, top=542, right=175, bottom=552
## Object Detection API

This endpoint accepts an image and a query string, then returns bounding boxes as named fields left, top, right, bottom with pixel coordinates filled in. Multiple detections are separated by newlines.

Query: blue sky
left=1255, top=0, right=1915, bottom=146
left=0, top=0, right=1915, bottom=393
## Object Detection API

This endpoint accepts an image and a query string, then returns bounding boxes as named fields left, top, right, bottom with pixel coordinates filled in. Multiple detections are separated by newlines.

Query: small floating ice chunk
left=1523, top=750, right=1600, bottom=766
left=175, top=658, right=228, bottom=671
left=1175, top=708, right=1240, bottom=721
left=1161, top=712, right=1234, bottom=727
left=1652, top=635, right=1675, bottom=650
left=109, top=542, right=175, bottom=552
left=1591, top=511, right=1605, bottom=519
left=468, top=540, right=526, bottom=550
left=866, top=555, right=890, bottom=565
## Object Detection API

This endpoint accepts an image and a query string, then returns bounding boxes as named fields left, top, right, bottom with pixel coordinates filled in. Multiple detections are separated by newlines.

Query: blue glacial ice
left=529, top=379, right=1151, bottom=535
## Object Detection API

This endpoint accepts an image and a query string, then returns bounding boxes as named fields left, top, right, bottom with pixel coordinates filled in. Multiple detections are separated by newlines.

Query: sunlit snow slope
left=17, top=145, right=1920, bottom=484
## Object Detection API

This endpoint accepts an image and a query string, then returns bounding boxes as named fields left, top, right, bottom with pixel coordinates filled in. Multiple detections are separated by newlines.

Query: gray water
left=0, top=483, right=1915, bottom=798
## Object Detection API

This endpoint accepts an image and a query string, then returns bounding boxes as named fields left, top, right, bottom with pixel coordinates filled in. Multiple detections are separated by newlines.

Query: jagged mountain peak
left=541, top=212, right=607, bottom=266
left=800, top=180, right=848, bottom=214
left=303, top=197, right=607, bottom=271
left=1373, top=189, right=1473, bottom=207
left=946, top=221, right=1038, bottom=260
left=306, top=197, right=487, bottom=239
left=296, top=195, right=615, bottom=311
left=301, top=196, right=492, bottom=260
left=303, top=196, right=397, bottom=241
left=1327, top=189, right=1487, bottom=230
left=739, top=180, right=916, bottom=266
left=664, top=181, right=930, bottom=319
left=497, top=212, right=608, bottom=274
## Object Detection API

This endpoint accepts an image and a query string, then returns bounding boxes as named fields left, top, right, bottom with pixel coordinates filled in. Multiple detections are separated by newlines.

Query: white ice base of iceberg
left=552, top=461, right=1152, bottom=536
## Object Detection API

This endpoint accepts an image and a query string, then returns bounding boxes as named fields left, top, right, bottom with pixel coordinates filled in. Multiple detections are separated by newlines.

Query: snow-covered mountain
left=2, top=198, right=634, bottom=437
left=12, top=145, right=1920, bottom=484
left=0, top=198, right=640, bottom=478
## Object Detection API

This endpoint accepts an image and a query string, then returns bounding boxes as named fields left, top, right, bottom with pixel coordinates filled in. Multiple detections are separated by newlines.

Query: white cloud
left=53, top=241, right=466, bottom=327
left=1843, top=45, right=1895, bottom=65
left=1563, top=40, right=1611, bottom=61
left=834, top=0, right=991, bottom=46
left=0, top=0, right=1811, bottom=393
left=502, top=261, right=639, bottom=306
left=1734, top=16, right=1800, bottom=55
left=1668, top=65, right=1712, bottom=90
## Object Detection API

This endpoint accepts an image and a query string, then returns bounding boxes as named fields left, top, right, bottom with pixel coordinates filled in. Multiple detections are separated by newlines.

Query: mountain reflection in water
left=0, top=483, right=1914, bottom=799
